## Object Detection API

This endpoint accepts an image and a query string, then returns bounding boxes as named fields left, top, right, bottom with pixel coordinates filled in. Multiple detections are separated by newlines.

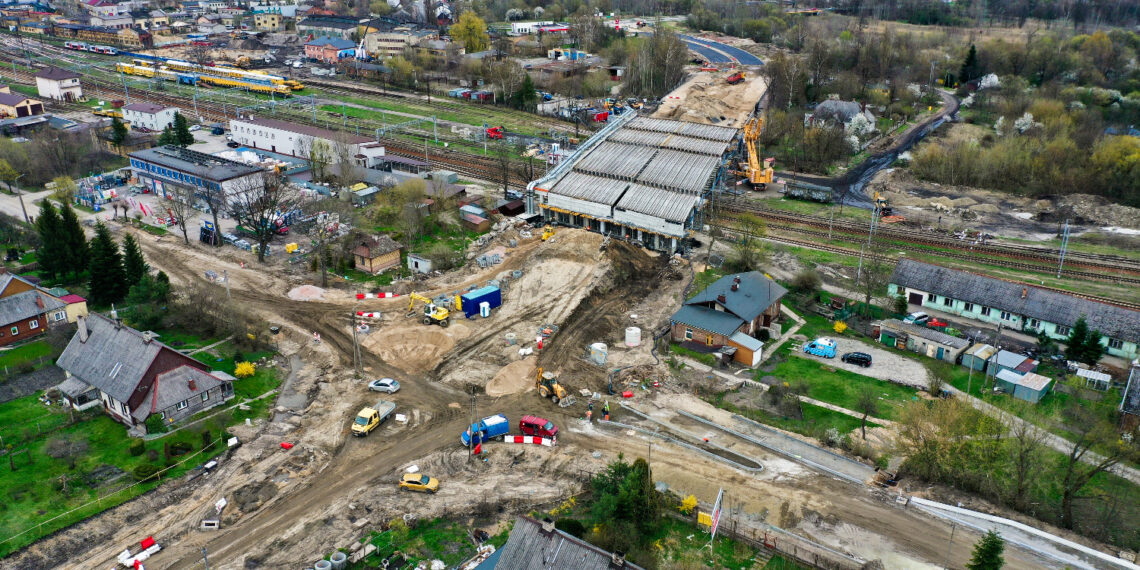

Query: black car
left=226, top=141, right=241, bottom=148
left=841, top=352, right=873, bottom=368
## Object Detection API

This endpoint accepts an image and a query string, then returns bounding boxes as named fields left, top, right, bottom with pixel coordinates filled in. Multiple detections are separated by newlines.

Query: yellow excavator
left=408, top=292, right=451, bottom=328
left=541, top=225, right=556, bottom=241
left=737, top=115, right=774, bottom=190
left=873, top=191, right=893, bottom=216
left=535, top=367, right=568, bottom=404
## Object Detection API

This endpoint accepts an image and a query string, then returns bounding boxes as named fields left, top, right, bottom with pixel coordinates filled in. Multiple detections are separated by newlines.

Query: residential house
left=55, top=314, right=235, bottom=429
left=407, top=253, right=432, bottom=274
left=669, top=272, right=786, bottom=367
left=889, top=259, right=1140, bottom=360
left=304, top=36, right=356, bottom=63
left=0, top=90, right=44, bottom=118
left=995, top=369, right=1053, bottom=404
left=1121, top=362, right=1140, bottom=432
left=490, top=516, right=644, bottom=570
left=296, top=15, right=358, bottom=40
left=807, top=98, right=875, bottom=128
left=58, top=294, right=89, bottom=323
left=352, top=235, right=401, bottom=274
left=0, top=289, right=65, bottom=347
left=877, top=319, right=969, bottom=363
left=34, top=67, right=83, bottom=101
left=252, top=11, right=282, bottom=30
left=991, top=349, right=1038, bottom=376
left=122, top=102, right=178, bottom=132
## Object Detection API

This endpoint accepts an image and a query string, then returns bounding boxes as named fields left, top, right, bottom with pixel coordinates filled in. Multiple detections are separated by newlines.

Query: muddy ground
left=654, top=69, right=768, bottom=128
left=0, top=224, right=1120, bottom=570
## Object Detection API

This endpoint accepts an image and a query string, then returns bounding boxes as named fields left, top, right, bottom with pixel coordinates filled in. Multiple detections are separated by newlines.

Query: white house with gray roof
left=889, top=259, right=1140, bottom=361
left=56, top=314, right=235, bottom=430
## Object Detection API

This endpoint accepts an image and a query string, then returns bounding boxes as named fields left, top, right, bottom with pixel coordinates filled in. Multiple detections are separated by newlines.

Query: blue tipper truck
left=458, top=286, right=502, bottom=318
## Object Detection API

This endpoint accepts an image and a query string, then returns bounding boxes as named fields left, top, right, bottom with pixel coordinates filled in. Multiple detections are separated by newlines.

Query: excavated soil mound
left=486, top=356, right=536, bottom=397
left=288, top=285, right=326, bottom=301
left=363, top=322, right=473, bottom=373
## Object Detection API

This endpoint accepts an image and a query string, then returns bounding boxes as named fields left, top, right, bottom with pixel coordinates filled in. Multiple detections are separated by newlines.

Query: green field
left=0, top=340, right=53, bottom=370
left=765, top=346, right=919, bottom=421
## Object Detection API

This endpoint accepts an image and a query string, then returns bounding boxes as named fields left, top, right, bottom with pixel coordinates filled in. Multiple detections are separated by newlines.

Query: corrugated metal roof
left=676, top=121, right=738, bottom=142
left=616, top=184, right=698, bottom=222
left=636, top=149, right=720, bottom=193
left=730, top=331, right=763, bottom=351
left=891, top=259, right=1140, bottom=343
left=879, top=319, right=971, bottom=349
left=547, top=171, right=629, bottom=205
left=670, top=305, right=743, bottom=336
left=573, top=142, right=657, bottom=180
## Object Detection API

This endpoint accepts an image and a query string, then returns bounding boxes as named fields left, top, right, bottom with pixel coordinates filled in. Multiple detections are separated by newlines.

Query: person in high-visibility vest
left=586, top=401, right=593, bottom=421
left=603, top=401, right=610, bottom=421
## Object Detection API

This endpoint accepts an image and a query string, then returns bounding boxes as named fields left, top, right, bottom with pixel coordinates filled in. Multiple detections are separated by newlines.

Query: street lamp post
left=12, top=173, right=28, bottom=224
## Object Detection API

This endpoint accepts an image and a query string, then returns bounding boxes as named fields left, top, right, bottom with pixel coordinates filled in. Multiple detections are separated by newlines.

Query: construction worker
left=586, top=401, right=593, bottom=422
left=603, top=401, right=610, bottom=421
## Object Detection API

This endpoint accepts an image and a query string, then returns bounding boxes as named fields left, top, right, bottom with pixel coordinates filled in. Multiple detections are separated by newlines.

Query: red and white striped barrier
left=356, top=292, right=400, bottom=299
left=502, top=435, right=556, bottom=447
left=356, top=311, right=381, bottom=319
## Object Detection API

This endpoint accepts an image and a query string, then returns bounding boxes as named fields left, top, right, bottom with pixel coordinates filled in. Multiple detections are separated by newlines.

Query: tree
left=855, top=234, right=893, bottom=317
left=303, top=198, right=354, bottom=287
left=227, top=171, right=300, bottom=263
left=50, top=176, right=77, bottom=202
left=509, top=73, right=538, bottom=111
left=729, top=214, right=766, bottom=272
left=110, top=117, right=128, bottom=150
left=121, top=233, right=148, bottom=287
left=157, top=126, right=177, bottom=146
left=172, top=112, right=194, bottom=147
left=297, top=136, right=333, bottom=183
left=1065, top=316, right=1105, bottom=364
left=452, top=11, right=488, bottom=53
left=855, top=385, right=878, bottom=440
left=1006, top=407, right=1046, bottom=510
left=1057, top=405, right=1139, bottom=530
left=960, top=44, right=982, bottom=84
left=166, top=184, right=195, bottom=245
left=789, top=269, right=822, bottom=295
left=87, top=222, right=127, bottom=306
left=966, top=529, right=1005, bottom=570
left=34, top=200, right=63, bottom=281
left=58, top=202, right=88, bottom=282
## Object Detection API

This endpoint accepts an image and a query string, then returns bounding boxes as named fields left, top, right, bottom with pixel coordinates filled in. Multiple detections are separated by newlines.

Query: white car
left=368, top=378, right=400, bottom=393
left=189, top=125, right=201, bottom=132
left=903, top=311, right=930, bottom=325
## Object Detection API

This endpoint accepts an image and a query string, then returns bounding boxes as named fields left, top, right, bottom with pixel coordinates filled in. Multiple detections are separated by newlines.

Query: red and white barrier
left=355, top=292, right=400, bottom=299
left=356, top=311, right=381, bottom=319
left=501, top=435, right=556, bottom=447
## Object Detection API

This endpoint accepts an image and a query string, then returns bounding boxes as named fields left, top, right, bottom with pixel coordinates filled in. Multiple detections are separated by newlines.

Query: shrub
left=234, top=361, right=256, bottom=378
left=133, top=463, right=161, bottom=482
left=789, top=269, right=822, bottom=294
left=555, top=518, right=586, bottom=538
left=129, top=439, right=145, bottom=457
left=833, top=321, right=848, bottom=334
left=169, top=441, right=193, bottom=456
left=679, top=494, right=698, bottom=515
left=145, top=414, right=167, bottom=435
left=201, top=430, right=214, bottom=452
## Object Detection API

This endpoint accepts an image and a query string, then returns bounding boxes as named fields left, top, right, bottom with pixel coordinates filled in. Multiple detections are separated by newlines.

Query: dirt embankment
left=653, top=71, right=768, bottom=128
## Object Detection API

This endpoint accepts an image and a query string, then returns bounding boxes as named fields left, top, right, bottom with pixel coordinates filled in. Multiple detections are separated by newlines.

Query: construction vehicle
left=351, top=399, right=396, bottom=436
left=535, top=367, right=568, bottom=404
left=540, top=225, right=555, bottom=241
left=408, top=292, right=451, bottom=327
left=485, top=126, right=504, bottom=140
left=92, top=108, right=123, bottom=119
left=873, top=191, right=893, bottom=216
left=736, top=115, right=775, bottom=189
left=726, top=71, right=745, bottom=85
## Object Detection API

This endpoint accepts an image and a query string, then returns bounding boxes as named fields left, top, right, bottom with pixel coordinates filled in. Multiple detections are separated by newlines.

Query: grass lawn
left=152, top=329, right=219, bottom=351
left=668, top=343, right=718, bottom=367
left=764, top=345, right=919, bottom=421
left=714, top=394, right=877, bottom=439
left=340, top=267, right=395, bottom=287
left=192, top=343, right=279, bottom=401
left=361, top=517, right=511, bottom=568
left=0, top=395, right=234, bottom=557
left=649, top=517, right=766, bottom=570
left=0, top=340, right=53, bottom=370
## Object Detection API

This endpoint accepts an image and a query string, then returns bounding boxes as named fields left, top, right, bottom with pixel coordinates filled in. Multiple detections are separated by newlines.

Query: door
left=936, top=347, right=945, bottom=360
left=908, top=292, right=922, bottom=305
left=706, top=334, right=713, bottom=346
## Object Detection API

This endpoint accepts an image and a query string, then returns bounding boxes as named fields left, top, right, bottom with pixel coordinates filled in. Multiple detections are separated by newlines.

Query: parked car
left=189, top=124, right=201, bottom=131
left=399, top=473, right=439, bottom=494
left=841, top=352, right=873, bottom=368
left=221, top=232, right=239, bottom=245
left=802, top=338, right=837, bottom=358
left=226, top=141, right=241, bottom=148
left=368, top=378, right=400, bottom=393
left=903, top=312, right=930, bottom=325
left=519, top=415, right=558, bottom=438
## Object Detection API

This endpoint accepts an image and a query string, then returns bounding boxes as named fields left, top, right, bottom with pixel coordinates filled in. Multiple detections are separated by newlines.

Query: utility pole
left=1056, top=218, right=1071, bottom=278
left=12, top=173, right=27, bottom=224
left=467, top=391, right=477, bottom=461
left=351, top=311, right=362, bottom=378
left=943, top=521, right=957, bottom=569
left=202, top=547, right=210, bottom=570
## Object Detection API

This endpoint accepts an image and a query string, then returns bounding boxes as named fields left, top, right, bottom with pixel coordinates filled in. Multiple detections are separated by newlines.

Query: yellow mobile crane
left=738, top=115, right=775, bottom=190
left=407, top=292, right=451, bottom=327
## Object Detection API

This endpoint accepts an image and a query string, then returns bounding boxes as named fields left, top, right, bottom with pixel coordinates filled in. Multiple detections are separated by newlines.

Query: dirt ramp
left=486, top=356, right=537, bottom=396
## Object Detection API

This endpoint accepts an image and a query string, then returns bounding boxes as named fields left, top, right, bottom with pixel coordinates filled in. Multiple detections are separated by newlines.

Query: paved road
left=679, top=34, right=764, bottom=65
left=726, top=412, right=876, bottom=484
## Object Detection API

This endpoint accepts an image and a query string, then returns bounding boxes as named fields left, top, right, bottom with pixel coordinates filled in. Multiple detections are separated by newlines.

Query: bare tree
left=492, top=139, right=515, bottom=193
left=227, top=171, right=300, bottom=262
left=186, top=43, right=213, bottom=68
left=1005, top=407, right=1046, bottom=510
left=854, top=233, right=893, bottom=317
left=197, top=171, right=227, bottom=248
left=302, top=197, right=354, bottom=287
left=165, top=184, right=196, bottom=245
left=296, top=136, right=333, bottom=183
left=331, top=132, right=362, bottom=184
left=1057, top=405, right=1139, bottom=530
left=855, top=385, right=879, bottom=440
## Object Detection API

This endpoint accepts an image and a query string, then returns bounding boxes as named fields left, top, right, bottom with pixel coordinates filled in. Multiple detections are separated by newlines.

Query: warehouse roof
left=130, top=145, right=264, bottom=182
left=996, top=369, right=1052, bottom=393
left=616, top=183, right=698, bottom=223
left=891, top=259, right=1140, bottom=343
left=547, top=171, right=628, bottom=204
left=233, top=117, right=372, bottom=144
left=879, top=319, right=971, bottom=349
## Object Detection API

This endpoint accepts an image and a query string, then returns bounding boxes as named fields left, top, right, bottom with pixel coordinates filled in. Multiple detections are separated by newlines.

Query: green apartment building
left=888, top=260, right=1139, bottom=361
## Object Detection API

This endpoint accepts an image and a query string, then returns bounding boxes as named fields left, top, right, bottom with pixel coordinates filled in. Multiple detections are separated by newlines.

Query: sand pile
left=363, top=322, right=472, bottom=373
left=287, top=285, right=326, bottom=301
left=486, top=356, right=536, bottom=397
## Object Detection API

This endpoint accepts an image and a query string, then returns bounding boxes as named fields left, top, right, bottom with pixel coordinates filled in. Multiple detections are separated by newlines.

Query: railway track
left=721, top=197, right=1140, bottom=276
left=711, top=223, right=1140, bottom=311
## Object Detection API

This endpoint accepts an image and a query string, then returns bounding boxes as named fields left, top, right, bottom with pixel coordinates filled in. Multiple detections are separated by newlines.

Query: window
left=980, top=307, right=991, bottom=316
left=1000, top=311, right=1013, bottom=321
left=1108, top=338, right=1123, bottom=349
left=963, top=303, right=974, bottom=312
left=1027, top=318, right=1039, bottom=329
left=942, top=297, right=953, bottom=307
left=202, top=392, right=209, bottom=401
left=177, top=400, right=188, bottom=410
left=9, top=326, right=16, bottom=335
left=927, top=293, right=937, bottom=303
left=29, top=320, right=38, bottom=328
left=1055, top=325, right=1070, bottom=336
left=684, top=328, right=693, bottom=340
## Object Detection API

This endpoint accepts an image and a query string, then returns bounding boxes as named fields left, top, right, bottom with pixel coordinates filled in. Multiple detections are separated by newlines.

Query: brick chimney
left=731, top=283, right=739, bottom=292
left=34, top=295, right=43, bottom=309
left=717, top=294, right=726, bottom=304
left=77, top=315, right=89, bottom=343
left=610, top=550, right=626, bottom=568
left=188, top=378, right=197, bottom=391
left=539, top=517, right=556, bottom=536
left=1021, top=287, right=1027, bottom=299
left=142, top=331, right=154, bottom=343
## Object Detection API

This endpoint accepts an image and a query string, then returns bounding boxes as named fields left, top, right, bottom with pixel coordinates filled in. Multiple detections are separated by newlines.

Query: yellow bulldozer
left=535, top=367, right=568, bottom=404
left=408, top=292, right=451, bottom=328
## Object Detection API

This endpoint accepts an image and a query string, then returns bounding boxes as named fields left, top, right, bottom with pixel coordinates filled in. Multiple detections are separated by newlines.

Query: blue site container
left=460, top=286, right=501, bottom=318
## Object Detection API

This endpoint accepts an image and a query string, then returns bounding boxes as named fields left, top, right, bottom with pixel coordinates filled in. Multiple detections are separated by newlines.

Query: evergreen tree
left=1065, top=316, right=1106, bottom=364
left=121, top=233, right=149, bottom=287
left=959, top=44, right=981, bottom=84
left=154, top=270, right=170, bottom=302
left=110, top=117, right=128, bottom=150
left=87, top=222, right=128, bottom=306
left=510, top=73, right=538, bottom=110
left=34, top=201, right=63, bottom=281
left=58, top=201, right=88, bottom=282
left=157, top=126, right=177, bottom=146
left=172, top=112, right=194, bottom=147
left=966, top=529, right=1005, bottom=570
